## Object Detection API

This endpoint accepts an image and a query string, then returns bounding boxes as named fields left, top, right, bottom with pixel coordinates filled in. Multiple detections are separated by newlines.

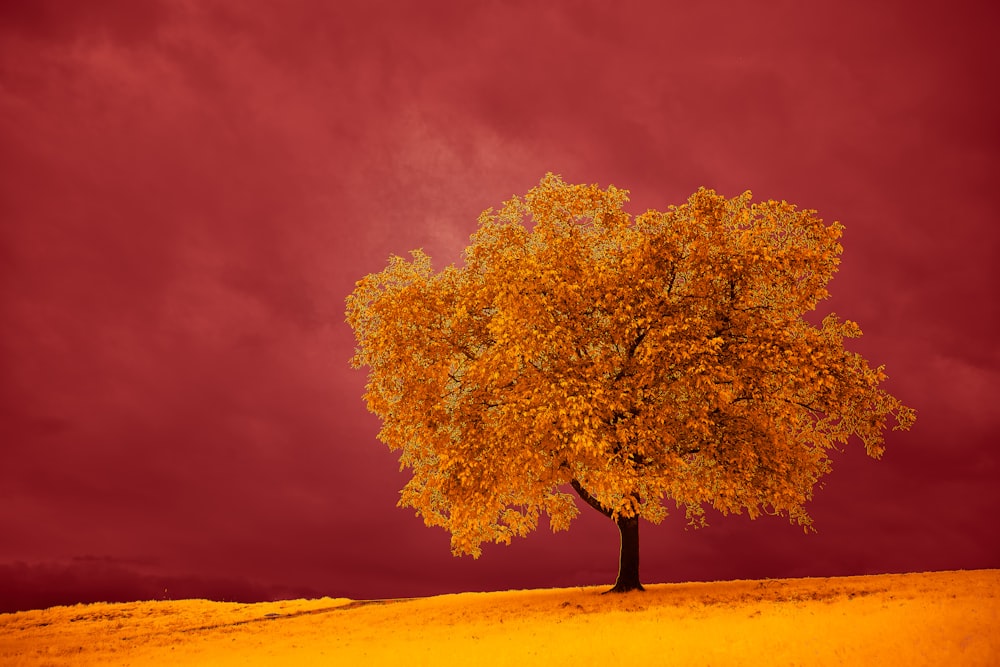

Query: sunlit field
left=2, top=569, right=996, bottom=666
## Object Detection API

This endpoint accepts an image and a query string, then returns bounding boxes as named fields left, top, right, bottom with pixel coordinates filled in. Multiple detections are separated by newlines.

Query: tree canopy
left=346, top=174, right=915, bottom=587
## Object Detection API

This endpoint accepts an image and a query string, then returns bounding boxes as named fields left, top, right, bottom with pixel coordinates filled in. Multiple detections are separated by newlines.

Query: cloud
left=0, top=0, right=997, bottom=611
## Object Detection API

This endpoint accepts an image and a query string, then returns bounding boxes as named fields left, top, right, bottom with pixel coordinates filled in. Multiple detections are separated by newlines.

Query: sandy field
left=1, top=569, right=997, bottom=666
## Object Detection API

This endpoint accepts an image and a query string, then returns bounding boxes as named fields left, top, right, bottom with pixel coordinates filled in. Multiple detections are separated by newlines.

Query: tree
left=346, top=174, right=915, bottom=592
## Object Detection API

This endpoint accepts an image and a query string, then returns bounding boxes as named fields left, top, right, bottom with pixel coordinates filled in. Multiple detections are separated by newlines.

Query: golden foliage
left=346, top=174, right=915, bottom=557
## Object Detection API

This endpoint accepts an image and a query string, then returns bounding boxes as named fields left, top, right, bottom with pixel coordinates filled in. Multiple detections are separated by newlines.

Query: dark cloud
left=0, top=0, right=169, bottom=46
left=1, top=0, right=998, bottom=612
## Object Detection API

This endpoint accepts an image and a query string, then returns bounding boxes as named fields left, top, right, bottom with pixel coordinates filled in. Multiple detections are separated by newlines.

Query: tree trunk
left=607, top=513, right=644, bottom=593
left=568, top=479, right=644, bottom=593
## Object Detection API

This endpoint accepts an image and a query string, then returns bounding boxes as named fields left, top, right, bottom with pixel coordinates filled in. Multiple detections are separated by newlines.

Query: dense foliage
left=347, top=174, right=915, bottom=559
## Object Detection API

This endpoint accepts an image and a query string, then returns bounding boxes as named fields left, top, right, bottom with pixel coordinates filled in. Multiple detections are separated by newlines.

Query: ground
left=2, top=569, right=997, bottom=666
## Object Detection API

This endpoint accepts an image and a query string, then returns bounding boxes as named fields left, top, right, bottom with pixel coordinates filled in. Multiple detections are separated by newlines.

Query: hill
left=2, top=569, right=997, bottom=665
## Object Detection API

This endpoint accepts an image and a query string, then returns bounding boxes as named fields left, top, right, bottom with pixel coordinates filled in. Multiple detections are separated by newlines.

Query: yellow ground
left=1, top=569, right=997, bottom=666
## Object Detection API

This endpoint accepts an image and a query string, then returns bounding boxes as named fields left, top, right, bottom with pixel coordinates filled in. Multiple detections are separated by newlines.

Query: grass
left=1, top=569, right=997, bottom=665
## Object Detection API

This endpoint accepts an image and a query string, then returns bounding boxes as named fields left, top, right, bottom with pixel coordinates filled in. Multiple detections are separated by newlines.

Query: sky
left=1, top=0, right=997, bottom=613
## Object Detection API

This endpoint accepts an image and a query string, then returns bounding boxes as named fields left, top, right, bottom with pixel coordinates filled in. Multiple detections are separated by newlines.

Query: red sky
left=1, top=0, right=998, bottom=613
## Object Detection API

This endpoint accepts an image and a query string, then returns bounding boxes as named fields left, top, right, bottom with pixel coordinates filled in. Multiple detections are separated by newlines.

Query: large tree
left=346, top=174, right=915, bottom=592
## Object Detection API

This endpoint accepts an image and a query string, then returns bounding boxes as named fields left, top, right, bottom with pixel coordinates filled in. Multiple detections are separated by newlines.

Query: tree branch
left=570, top=479, right=614, bottom=518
